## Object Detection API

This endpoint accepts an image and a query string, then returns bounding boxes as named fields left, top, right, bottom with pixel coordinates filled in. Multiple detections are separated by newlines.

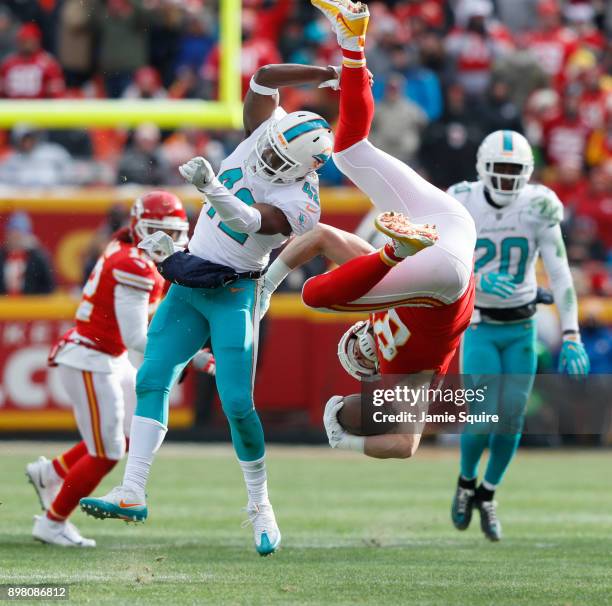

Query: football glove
left=478, top=272, right=517, bottom=298
left=192, top=348, right=216, bottom=376
left=318, top=65, right=374, bottom=91
left=179, top=156, right=215, bottom=192
left=558, top=337, right=590, bottom=378
left=138, top=231, right=177, bottom=264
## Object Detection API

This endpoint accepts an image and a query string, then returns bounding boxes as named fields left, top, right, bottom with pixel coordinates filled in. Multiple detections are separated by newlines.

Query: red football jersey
left=370, top=276, right=475, bottom=376
left=0, top=50, right=65, bottom=99
left=75, top=238, right=164, bottom=356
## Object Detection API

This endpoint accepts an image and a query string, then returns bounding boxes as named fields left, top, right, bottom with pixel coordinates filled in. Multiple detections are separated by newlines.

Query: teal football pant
left=460, top=319, right=537, bottom=486
left=135, top=281, right=265, bottom=461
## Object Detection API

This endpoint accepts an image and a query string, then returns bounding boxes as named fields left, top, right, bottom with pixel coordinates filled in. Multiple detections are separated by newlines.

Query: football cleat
left=32, top=515, right=96, bottom=548
left=26, top=456, right=62, bottom=511
left=375, top=211, right=438, bottom=257
left=476, top=499, right=502, bottom=541
left=311, top=0, right=369, bottom=52
left=243, top=502, right=281, bottom=556
left=451, top=485, right=476, bottom=531
left=80, top=486, right=147, bottom=523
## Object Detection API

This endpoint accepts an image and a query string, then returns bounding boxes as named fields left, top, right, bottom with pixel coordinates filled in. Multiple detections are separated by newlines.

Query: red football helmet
left=130, top=191, right=189, bottom=248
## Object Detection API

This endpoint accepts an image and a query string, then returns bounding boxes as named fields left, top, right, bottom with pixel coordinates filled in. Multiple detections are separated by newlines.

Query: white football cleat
left=243, top=502, right=281, bottom=556
left=32, top=515, right=96, bottom=548
left=375, top=211, right=438, bottom=257
left=80, top=485, right=148, bottom=522
left=323, top=395, right=347, bottom=448
left=26, top=456, right=62, bottom=511
left=311, top=0, right=370, bottom=52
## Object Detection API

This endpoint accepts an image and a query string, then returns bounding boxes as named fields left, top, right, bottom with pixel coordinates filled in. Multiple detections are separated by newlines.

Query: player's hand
left=558, top=337, right=590, bottom=378
left=192, top=348, right=216, bottom=376
left=179, top=157, right=215, bottom=192
left=138, top=231, right=176, bottom=264
left=479, top=272, right=517, bottom=298
left=318, top=65, right=374, bottom=91
left=259, top=275, right=276, bottom=318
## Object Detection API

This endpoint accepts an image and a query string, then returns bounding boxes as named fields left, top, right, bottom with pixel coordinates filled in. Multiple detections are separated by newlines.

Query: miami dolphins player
left=80, top=63, right=336, bottom=556
left=448, top=130, right=590, bottom=541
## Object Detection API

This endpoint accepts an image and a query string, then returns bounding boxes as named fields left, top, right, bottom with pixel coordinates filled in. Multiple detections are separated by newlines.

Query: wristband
left=250, top=76, right=279, bottom=96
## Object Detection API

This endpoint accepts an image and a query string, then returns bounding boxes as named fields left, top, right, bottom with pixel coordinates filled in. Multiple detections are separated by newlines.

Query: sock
left=302, top=250, right=393, bottom=310
left=483, top=433, right=521, bottom=487
left=459, top=433, right=489, bottom=481
left=335, top=57, right=374, bottom=153
left=52, top=441, right=88, bottom=479
left=458, top=475, right=477, bottom=491
left=122, top=415, right=167, bottom=494
left=475, top=483, right=495, bottom=502
left=47, top=455, right=117, bottom=521
left=239, top=456, right=269, bottom=506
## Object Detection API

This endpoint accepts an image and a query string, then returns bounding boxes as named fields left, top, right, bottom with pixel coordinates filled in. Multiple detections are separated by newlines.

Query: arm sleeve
left=201, top=180, right=263, bottom=234
left=114, top=284, right=150, bottom=354
left=538, top=224, right=579, bottom=334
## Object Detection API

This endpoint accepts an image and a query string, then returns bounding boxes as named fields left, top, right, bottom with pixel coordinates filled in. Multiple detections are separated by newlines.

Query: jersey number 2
left=206, top=167, right=255, bottom=245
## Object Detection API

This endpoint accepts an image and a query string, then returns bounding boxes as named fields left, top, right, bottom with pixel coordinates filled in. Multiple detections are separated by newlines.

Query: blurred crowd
left=0, top=1, right=611, bottom=299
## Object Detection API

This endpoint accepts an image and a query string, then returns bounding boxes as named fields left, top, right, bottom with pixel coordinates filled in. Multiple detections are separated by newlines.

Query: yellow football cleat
left=311, top=0, right=370, bottom=52
left=375, top=211, right=439, bottom=257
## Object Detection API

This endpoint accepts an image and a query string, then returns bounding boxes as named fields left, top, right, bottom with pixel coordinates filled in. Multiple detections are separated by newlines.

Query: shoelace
left=480, top=501, right=499, bottom=525
left=456, top=489, right=473, bottom=514
left=241, top=504, right=273, bottom=534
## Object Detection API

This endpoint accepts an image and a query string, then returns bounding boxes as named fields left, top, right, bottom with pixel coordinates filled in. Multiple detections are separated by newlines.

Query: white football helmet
left=477, top=130, right=534, bottom=206
left=337, top=320, right=381, bottom=381
left=248, top=111, right=334, bottom=184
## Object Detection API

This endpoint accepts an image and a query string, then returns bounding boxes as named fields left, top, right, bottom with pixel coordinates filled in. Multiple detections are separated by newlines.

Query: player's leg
left=476, top=320, right=537, bottom=541
left=206, top=280, right=280, bottom=556
left=33, top=365, right=123, bottom=547
left=80, top=285, right=210, bottom=522
left=26, top=440, right=88, bottom=511
left=451, top=324, right=502, bottom=532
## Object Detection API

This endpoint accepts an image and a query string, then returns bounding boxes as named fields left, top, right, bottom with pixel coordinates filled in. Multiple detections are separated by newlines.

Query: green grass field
left=1, top=443, right=611, bottom=606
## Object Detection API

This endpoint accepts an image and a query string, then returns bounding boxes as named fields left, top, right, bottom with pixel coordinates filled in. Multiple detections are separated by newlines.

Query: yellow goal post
left=0, top=0, right=242, bottom=129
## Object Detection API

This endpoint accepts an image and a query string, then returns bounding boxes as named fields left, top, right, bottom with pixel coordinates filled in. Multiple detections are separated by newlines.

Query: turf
left=1, top=443, right=611, bottom=606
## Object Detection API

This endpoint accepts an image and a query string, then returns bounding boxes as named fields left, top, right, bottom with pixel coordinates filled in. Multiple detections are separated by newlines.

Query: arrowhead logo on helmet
left=248, top=111, right=335, bottom=184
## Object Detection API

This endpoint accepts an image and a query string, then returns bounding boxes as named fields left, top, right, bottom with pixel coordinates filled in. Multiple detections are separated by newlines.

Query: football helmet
left=337, top=320, right=380, bottom=381
left=477, top=130, right=534, bottom=206
left=130, top=190, right=189, bottom=248
left=248, top=111, right=334, bottom=184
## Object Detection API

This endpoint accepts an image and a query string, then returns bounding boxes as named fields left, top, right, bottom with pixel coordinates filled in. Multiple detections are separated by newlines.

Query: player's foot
left=243, top=502, right=281, bottom=556
left=26, top=456, right=62, bottom=511
left=375, top=211, right=438, bottom=258
left=311, top=0, right=369, bottom=52
left=451, top=485, right=476, bottom=531
left=80, top=486, right=147, bottom=522
left=476, top=499, right=502, bottom=541
left=32, top=515, right=96, bottom=548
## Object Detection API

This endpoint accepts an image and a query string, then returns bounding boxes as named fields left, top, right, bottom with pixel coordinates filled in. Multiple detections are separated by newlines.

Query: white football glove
left=192, top=348, right=216, bottom=376
left=138, top=230, right=177, bottom=264
left=259, top=274, right=276, bottom=318
left=178, top=156, right=216, bottom=192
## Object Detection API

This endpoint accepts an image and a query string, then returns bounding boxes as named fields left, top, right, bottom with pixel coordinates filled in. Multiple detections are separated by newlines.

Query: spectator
left=148, top=0, right=183, bottom=87
left=0, top=22, right=64, bottom=98
left=0, top=125, right=74, bottom=187
left=93, top=0, right=155, bottom=98
left=574, top=160, right=612, bottom=249
left=0, top=212, right=55, bottom=295
left=419, top=82, right=483, bottom=189
left=122, top=66, right=167, bottom=99
left=565, top=215, right=608, bottom=266
left=371, top=74, right=428, bottom=166
left=446, top=0, right=514, bottom=98
left=0, top=6, right=17, bottom=63
left=116, top=123, right=170, bottom=185
left=56, top=0, right=96, bottom=88
left=173, top=9, right=215, bottom=75
left=547, top=160, right=589, bottom=213
left=478, top=79, right=523, bottom=134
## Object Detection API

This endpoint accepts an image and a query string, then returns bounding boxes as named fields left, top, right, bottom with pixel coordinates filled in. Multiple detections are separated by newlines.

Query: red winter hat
left=17, top=22, right=42, bottom=42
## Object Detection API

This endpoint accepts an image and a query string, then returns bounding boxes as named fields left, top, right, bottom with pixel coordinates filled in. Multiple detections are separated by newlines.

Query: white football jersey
left=189, top=108, right=322, bottom=272
left=448, top=180, right=564, bottom=309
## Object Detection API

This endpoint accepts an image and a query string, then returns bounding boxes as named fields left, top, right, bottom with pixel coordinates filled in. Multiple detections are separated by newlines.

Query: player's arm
left=244, top=64, right=337, bottom=136
left=538, top=224, right=590, bottom=375
left=114, top=285, right=149, bottom=354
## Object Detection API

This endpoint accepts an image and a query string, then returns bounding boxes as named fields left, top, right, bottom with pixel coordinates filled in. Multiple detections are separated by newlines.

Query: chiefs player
left=261, top=0, right=476, bottom=460
left=26, top=191, right=189, bottom=547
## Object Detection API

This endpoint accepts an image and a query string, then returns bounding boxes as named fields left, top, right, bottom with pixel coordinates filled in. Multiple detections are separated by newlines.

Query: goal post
left=0, top=0, right=243, bottom=129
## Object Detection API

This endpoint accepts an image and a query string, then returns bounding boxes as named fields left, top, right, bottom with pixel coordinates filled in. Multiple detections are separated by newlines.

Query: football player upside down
left=261, top=0, right=477, bottom=459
